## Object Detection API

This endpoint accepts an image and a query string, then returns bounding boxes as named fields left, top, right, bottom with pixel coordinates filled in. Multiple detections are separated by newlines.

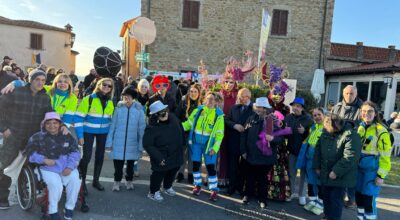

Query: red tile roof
left=326, top=61, right=400, bottom=75
left=0, top=16, right=74, bottom=35
left=330, top=43, right=400, bottom=62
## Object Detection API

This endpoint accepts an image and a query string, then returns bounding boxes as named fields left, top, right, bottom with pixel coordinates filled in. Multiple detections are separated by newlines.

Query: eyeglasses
left=225, top=81, right=234, bottom=84
left=155, top=109, right=168, bottom=117
left=361, top=110, right=375, bottom=114
left=155, top=83, right=169, bottom=89
left=102, top=83, right=112, bottom=88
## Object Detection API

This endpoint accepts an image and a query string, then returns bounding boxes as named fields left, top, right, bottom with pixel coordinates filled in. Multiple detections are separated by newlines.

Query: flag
left=31, top=53, right=41, bottom=65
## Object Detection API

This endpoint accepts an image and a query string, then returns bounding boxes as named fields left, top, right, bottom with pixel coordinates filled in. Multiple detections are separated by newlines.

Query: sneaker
left=147, top=191, right=164, bottom=202
left=344, top=200, right=357, bottom=209
left=209, top=191, right=218, bottom=201
left=126, top=181, right=134, bottom=190
left=311, top=205, right=324, bottom=215
left=259, top=201, right=266, bottom=209
left=164, top=187, right=176, bottom=196
left=0, top=201, right=10, bottom=210
left=112, top=181, right=120, bottom=192
left=192, top=186, right=201, bottom=196
left=242, top=196, right=249, bottom=205
left=64, top=209, right=73, bottom=220
left=176, top=172, right=184, bottom=183
left=299, top=196, right=306, bottom=205
left=304, top=201, right=316, bottom=211
left=285, top=197, right=292, bottom=202
left=291, top=193, right=299, bottom=199
left=50, top=213, right=61, bottom=220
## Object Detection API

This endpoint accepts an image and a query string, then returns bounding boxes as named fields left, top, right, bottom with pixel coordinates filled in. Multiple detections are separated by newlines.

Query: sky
left=0, top=0, right=399, bottom=77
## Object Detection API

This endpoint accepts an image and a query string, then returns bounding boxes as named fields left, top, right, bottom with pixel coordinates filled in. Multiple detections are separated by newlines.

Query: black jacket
left=284, top=112, right=313, bottom=156
left=240, top=114, right=284, bottom=165
left=0, top=71, right=18, bottom=92
left=147, top=93, right=177, bottom=116
left=83, top=73, right=96, bottom=90
left=225, top=103, right=254, bottom=155
left=176, top=95, right=199, bottom=122
left=143, top=114, right=184, bottom=171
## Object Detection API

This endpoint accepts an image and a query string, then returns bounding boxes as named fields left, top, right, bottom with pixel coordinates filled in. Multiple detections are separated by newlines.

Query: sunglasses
left=155, top=83, right=169, bottom=89
left=225, top=81, right=234, bottom=84
left=156, top=109, right=168, bottom=117
left=102, top=83, right=113, bottom=88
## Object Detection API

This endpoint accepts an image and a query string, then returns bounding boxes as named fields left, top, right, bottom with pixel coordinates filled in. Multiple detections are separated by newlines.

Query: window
left=182, top=0, right=200, bottom=29
left=327, top=82, right=339, bottom=106
left=370, top=81, right=386, bottom=112
left=356, top=82, right=369, bottom=102
left=30, top=33, right=43, bottom=50
left=271, top=9, right=288, bottom=36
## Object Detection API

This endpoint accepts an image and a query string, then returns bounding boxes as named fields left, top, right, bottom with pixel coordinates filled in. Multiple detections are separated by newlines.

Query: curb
left=382, top=184, right=400, bottom=189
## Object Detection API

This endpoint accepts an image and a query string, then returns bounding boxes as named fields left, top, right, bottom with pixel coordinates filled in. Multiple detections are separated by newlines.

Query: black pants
left=0, top=171, right=11, bottom=203
left=227, top=152, right=245, bottom=193
left=308, top=184, right=323, bottom=198
left=78, top=133, right=107, bottom=181
left=113, top=160, right=135, bottom=182
left=355, top=191, right=375, bottom=214
left=322, top=185, right=345, bottom=220
left=244, top=162, right=272, bottom=203
left=150, top=167, right=180, bottom=194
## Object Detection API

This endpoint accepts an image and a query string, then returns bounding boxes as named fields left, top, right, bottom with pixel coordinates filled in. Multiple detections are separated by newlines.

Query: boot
left=187, top=173, right=194, bottom=184
left=92, top=162, right=104, bottom=191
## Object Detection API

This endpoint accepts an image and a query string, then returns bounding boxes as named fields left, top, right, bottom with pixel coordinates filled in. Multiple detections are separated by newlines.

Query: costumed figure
left=218, top=51, right=255, bottom=187
left=259, top=62, right=292, bottom=201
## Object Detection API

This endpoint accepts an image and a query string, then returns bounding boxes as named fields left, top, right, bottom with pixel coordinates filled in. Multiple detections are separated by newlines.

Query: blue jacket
left=105, top=101, right=146, bottom=160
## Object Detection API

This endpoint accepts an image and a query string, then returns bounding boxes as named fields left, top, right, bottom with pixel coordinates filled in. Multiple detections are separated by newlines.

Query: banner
left=257, top=8, right=272, bottom=67
left=31, top=53, right=41, bottom=65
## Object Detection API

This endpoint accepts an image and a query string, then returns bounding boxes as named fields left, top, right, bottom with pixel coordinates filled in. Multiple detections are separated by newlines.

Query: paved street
left=2, top=154, right=400, bottom=220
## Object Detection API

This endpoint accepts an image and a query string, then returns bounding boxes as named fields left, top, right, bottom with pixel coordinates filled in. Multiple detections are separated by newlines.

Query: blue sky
left=0, top=0, right=398, bottom=77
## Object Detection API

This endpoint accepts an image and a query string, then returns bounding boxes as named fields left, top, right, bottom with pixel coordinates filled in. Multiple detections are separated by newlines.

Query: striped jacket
left=74, top=93, right=114, bottom=140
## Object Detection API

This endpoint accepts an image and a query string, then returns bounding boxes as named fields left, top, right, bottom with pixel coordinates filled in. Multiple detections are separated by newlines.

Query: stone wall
left=141, top=0, right=335, bottom=88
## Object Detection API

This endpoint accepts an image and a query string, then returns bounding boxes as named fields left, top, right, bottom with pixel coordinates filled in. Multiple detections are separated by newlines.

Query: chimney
left=356, top=42, right=364, bottom=60
left=388, top=45, right=396, bottom=61
left=64, top=23, right=73, bottom=32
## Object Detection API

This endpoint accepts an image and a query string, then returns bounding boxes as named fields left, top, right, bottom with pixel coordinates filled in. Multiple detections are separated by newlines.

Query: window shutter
left=279, top=10, right=288, bottom=35
left=271, top=9, right=288, bottom=36
left=190, top=1, right=200, bottom=29
left=182, top=1, right=191, bottom=28
left=38, top=34, right=43, bottom=49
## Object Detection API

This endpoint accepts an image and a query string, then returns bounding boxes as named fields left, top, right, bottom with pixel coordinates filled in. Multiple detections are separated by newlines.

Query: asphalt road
left=2, top=154, right=399, bottom=220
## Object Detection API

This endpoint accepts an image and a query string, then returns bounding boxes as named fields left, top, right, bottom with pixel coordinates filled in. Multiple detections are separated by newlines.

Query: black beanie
left=121, top=86, right=138, bottom=99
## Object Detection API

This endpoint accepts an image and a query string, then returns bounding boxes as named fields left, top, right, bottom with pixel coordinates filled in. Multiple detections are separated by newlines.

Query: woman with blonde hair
left=75, top=78, right=115, bottom=193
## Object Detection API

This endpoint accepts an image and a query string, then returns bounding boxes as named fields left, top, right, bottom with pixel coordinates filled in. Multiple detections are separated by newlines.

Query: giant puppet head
left=93, top=47, right=122, bottom=77
left=222, top=51, right=255, bottom=92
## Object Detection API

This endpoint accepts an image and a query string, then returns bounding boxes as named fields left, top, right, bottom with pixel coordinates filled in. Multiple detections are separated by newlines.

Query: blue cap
left=290, top=97, right=305, bottom=106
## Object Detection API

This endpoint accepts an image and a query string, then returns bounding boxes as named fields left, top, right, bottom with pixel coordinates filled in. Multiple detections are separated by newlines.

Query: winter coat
left=143, top=114, right=184, bottom=171
left=176, top=95, right=199, bottom=122
left=225, top=103, right=254, bottom=155
left=240, top=114, right=284, bottom=165
left=106, top=101, right=146, bottom=160
left=313, top=124, right=362, bottom=188
left=284, top=112, right=313, bottom=155
left=331, top=98, right=363, bottom=128
left=27, top=132, right=80, bottom=174
left=147, top=93, right=177, bottom=116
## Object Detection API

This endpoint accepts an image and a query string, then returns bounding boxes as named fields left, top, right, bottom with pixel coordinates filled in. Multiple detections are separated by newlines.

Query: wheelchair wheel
left=17, top=165, right=36, bottom=210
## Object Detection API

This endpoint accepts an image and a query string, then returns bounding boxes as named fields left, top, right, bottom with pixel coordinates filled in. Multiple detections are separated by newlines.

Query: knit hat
left=121, top=86, right=138, bottom=99
left=29, top=69, right=46, bottom=82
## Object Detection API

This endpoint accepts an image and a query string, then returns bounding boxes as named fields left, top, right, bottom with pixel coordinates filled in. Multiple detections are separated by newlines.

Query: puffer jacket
left=105, top=101, right=146, bottom=160
left=313, top=124, right=362, bottom=188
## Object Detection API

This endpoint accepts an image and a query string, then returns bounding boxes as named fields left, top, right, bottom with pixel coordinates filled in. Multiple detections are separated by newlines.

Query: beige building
left=0, top=16, right=78, bottom=73
left=141, top=0, right=335, bottom=87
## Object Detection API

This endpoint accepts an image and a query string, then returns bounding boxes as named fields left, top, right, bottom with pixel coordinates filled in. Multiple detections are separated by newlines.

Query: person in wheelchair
left=26, top=112, right=81, bottom=220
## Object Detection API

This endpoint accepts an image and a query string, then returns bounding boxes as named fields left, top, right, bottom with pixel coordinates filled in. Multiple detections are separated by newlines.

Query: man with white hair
left=331, top=85, right=363, bottom=208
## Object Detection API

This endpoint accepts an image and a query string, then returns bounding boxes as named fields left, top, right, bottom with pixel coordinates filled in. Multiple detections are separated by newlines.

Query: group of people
left=0, top=54, right=394, bottom=220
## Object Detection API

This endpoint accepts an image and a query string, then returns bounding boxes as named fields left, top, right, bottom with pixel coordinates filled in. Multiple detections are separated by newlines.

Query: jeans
left=322, top=185, right=345, bottom=220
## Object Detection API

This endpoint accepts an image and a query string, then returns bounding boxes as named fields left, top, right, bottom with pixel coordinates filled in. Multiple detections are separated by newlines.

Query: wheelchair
left=17, top=161, right=89, bottom=219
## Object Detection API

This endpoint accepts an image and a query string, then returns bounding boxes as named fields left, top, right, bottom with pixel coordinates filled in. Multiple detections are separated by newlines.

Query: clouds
left=19, top=0, right=37, bottom=13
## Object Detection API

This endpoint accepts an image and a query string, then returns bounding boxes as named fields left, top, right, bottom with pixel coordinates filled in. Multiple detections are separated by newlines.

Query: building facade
left=120, top=17, right=141, bottom=80
left=0, top=16, right=78, bottom=73
left=141, top=0, right=335, bottom=88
